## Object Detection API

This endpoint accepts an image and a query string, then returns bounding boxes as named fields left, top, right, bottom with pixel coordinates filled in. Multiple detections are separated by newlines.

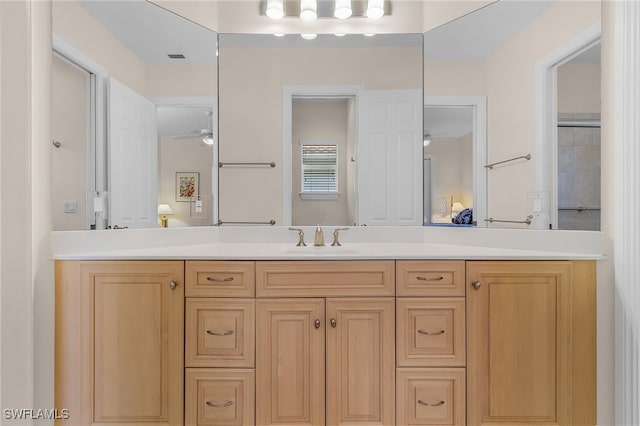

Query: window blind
left=302, top=144, right=337, bottom=192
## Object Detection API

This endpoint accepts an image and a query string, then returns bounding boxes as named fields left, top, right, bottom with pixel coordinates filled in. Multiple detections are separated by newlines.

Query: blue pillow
left=452, top=208, right=473, bottom=225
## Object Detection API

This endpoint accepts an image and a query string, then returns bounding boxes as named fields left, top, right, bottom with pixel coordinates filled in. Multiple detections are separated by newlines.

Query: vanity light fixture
left=301, top=33, right=318, bottom=40
left=300, top=0, right=318, bottom=21
left=266, top=0, right=285, bottom=19
left=334, top=0, right=352, bottom=19
left=273, top=33, right=286, bottom=37
left=423, top=133, right=432, bottom=146
left=202, top=135, right=214, bottom=145
left=334, top=33, right=347, bottom=37
left=157, top=204, right=174, bottom=228
left=364, top=33, right=375, bottom=37
left=366, top=0, right=385, bottom=19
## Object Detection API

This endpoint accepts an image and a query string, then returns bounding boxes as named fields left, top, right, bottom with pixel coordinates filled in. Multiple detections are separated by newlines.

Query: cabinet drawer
left=397, top=368, right=466, bottom=426
left=186, top=299, right=255, bottom=368
left=186, top=261, right=255, bottom=297
left=396, top=260, right=465, bottom=297
left=185, top=369, right=255, bottom=426
left=256, top=260, right=395, bottom=297
left=397, top=298, right=465, bottom=367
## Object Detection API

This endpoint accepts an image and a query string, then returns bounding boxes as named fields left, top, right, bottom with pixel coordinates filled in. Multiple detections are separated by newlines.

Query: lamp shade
left=157, top=204, right=174, bottom=215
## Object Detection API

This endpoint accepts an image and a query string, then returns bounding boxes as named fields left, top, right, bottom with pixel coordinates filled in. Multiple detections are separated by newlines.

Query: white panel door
left=357, top=90, right=422, bottom=225
left=108, top=78, right=158, bottom=228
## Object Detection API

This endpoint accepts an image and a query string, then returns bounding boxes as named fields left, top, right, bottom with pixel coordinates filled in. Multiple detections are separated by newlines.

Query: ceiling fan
left=172, top=110, right=214, bottom=146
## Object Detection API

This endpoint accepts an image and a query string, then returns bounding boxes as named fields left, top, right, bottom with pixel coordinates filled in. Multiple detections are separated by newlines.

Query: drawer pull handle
left=206, top=330, right=234, bottom=336
left=418, top=329, right=445, bottom=336
left=418, top=400, right=445, bottom=407
left=417, top=276, right=444, bottom=281
left=206, top=401, right=233, bottom=408
left=206, top=277, right=234, bottom=283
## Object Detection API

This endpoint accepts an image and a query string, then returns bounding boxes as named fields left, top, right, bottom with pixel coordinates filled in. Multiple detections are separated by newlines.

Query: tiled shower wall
left=557, top=112, right=601, bottom=230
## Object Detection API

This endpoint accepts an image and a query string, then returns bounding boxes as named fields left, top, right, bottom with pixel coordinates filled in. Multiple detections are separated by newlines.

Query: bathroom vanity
left=53, top=236, right=597, bottom=426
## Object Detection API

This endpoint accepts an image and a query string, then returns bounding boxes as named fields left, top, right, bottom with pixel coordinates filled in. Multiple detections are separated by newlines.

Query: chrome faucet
left=288, top=228, right=307, bottom=246
left=314, top=225, right=325, bottom=246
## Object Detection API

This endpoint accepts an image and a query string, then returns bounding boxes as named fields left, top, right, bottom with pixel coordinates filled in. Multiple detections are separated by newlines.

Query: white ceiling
left=424, top=0, right=555, bottom=62
left=156, top=105, right=213, bottom=138
left=77, top=0, right=217, bottom=64
left=424, top=106, right=474, bottom=139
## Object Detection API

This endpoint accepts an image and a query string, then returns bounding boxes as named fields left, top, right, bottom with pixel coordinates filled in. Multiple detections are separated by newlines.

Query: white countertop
left=51, top=226, right=606, bottom=260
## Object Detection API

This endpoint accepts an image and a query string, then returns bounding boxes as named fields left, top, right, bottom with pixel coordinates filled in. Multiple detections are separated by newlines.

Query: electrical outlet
left=439, top=199, right=448, bottom=214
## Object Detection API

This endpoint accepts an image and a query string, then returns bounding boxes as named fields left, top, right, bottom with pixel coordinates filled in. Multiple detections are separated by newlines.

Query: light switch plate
left=64, top=201, right=77, bottom=213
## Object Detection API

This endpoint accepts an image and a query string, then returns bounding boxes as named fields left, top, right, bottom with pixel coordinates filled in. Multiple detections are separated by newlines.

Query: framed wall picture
left=176, top=172, right=199, bottom=202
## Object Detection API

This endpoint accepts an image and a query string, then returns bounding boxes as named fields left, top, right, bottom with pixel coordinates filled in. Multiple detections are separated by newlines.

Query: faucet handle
left=288, top=227, right=307, bottom=246
left=331, top=228, right=349, bottom=246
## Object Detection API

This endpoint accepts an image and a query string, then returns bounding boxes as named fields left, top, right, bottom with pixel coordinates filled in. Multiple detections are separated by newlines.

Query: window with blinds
left=301, top=143, right=338, bottom=196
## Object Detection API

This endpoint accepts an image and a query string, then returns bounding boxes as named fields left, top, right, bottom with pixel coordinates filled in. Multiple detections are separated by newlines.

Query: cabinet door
left=256, top=299, right=325, bottom=426
left=55, top=261, right=184, bottom=426
left=467, top=261, right=580, bottom=426
left=326, top=298, right=395, bottom=426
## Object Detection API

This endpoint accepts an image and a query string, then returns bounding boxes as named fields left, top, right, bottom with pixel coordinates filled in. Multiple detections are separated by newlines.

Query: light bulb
left=366, top=0, right=384, bottom=19
left=300, top=0, right=317, bottom=21
left=334, top=33, right=347, bottom=37
left=266, top=0, right=285, bottom=19
left=273, top=33, right=286, bottom=37
left=334, top=0, right=352, bottom=19
left=301, top=33, right=318, bottom=40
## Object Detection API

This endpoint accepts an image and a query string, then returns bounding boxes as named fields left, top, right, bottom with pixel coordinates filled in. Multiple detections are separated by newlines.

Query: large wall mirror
left=52, top=0, right=218, bottom=230
left=425, top=0, right=601, bottom=229
left=217, top=33, right=424, bottom=226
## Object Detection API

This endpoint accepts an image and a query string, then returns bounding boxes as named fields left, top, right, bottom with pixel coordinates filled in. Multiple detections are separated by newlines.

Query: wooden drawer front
left=397, top=368, right=466, bottom=426
left=185, top=369, right=254, bottom=426
left=256, top=260, right=395, bottom=297
left=397, top=298, right=465, bottom=367
left=186, top=299, right=255, bottom=368
left=396, top=261, right=465, bottom=297
left=186, top=261, right=255, bottom=297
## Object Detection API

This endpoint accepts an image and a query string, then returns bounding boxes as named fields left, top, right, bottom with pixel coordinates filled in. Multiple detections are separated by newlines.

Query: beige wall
left=557, top=62, right=601, bottom=114
left=219, top=45, right=422, bottom=224
left=51, top=55, right=88, bottom=230
left=485, top=1, right=600, bottom=226
left=53, top=0, right=147, bottom=94
left=425, top=1, right=600, bottom=227
left=291, top=99, right=353, bottom=226
left=158, top=136, right=214, bottom=226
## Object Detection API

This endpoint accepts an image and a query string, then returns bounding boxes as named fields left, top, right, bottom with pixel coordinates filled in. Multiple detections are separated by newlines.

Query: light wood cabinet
left=256, top=299, right=326, bottom=426
left=396, top=368, right=466, bottom=426
left=326, top=298, right=396, bottom=426
left=185, top=299, right=255, bottom=368
left=186, top=261, right=255, bottom=298
left=185, top=369, right=254, bottom=426
left=466, top=260, right=596, bottom=426
left=255, top=297, right=395, bottom=426
left=55, top=260, right=184, bottom=426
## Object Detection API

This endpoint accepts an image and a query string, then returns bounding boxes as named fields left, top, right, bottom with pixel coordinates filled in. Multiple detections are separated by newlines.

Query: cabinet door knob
left=472, top=280, right=481, bottom=290
left=418, top=400, right=445, bottom=407
left=169, top=280, right=178, bottom=290
left=315, top=319, right=321, bottom=329
left=330, top=318, right=337, bottom=328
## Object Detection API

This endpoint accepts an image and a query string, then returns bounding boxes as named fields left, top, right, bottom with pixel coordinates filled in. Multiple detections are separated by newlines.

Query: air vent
left=167, top=54, right=185, bottom=59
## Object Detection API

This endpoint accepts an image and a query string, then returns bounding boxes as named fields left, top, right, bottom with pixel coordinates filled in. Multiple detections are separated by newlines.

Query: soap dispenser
left=314, top=225, right=325, bottom=246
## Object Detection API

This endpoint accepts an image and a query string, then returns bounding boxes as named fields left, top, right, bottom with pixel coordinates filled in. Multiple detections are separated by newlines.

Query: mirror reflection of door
left=291, top=96, right=356, bottom=226
left=556, top=42, right=601, bottom=231
left=423, top=105, right=474, bottom=226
